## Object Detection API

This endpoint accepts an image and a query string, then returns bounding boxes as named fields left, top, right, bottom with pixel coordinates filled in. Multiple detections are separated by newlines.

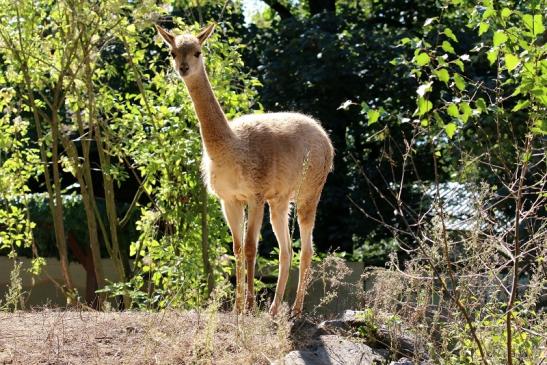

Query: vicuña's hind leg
left=268, top=197, right=291, bottom=316
left=244, top=200, right=264, bottom=311
left=222, top=199, right=245, bottom=314
left=292, top=194, right=320, bottom=316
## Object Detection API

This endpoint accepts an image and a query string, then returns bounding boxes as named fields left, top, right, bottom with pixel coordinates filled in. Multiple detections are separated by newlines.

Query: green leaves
left=531, top=119, right=547, bottom=135
left=493, top=30, right=508, bottom=46
left=459, top=102, right=472, bottom=123
left=452, top=59, right=465, bottom=72
left=364, top=105, right=386, bottom=125
left=512, top=100, right=529, bottom=112
left=479, top=22, right=490, bottom=36
left=434, top=68, right=450, bottom=84
left=367, top=109, right=380, bottom=125
left=446, top=102, right=472, bottom=125
left=475, top=98, right=487, bottom=113
left=444, top=28, right=458, bottom=43
left=0, top=95, right=39, bottom=254
left=504, top=53, right=519, bottom=71
left=444, top=122, right=457, bottom=138
left=487, top=49, right=498, bottom=65
left=447, top=104, right=459, bottom=118
left=442, top=41, right=455, bottom=54
left=453, top=74, right=466, bottom=91
left=482, top=7, right=495, bottom=20
left=417, top=97, right=433, bottom=116
left=523, top=14, right=544, bottom=36
left=415, top=52, right=430, bottom=66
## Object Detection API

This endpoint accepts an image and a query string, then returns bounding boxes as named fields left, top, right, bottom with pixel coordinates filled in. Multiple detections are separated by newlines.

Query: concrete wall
left=0, top=257, right=366, bottom=313
left=0, top=257, right=122, bottom=307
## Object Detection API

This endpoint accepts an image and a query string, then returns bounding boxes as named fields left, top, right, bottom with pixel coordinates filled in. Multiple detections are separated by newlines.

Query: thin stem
left=506, top=134, right=531, bottom=365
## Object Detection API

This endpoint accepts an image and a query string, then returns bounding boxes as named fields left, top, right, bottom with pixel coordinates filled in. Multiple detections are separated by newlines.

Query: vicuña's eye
left=194, top=51, right=201, bottom=58
left=170, top=51, right=176, bottom=58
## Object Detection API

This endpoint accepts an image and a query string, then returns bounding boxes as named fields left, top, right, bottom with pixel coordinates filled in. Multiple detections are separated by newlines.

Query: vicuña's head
left=155, top=23, right=215, bottom=79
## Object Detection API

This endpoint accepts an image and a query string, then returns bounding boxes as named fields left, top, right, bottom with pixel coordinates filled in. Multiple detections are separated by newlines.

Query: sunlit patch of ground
left=0, top=309, right=292, bottom=364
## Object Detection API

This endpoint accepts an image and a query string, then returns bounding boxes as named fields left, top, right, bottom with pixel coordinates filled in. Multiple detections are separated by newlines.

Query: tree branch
left=262, top=0, right=293, bottom=19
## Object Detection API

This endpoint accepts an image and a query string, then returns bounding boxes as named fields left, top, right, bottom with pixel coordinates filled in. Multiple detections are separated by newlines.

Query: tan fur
left=156, top=24, right=333, bottom=316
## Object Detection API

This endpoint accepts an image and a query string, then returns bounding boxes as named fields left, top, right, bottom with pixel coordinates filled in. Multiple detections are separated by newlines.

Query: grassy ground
left=0, top=309, right=293, bottom=364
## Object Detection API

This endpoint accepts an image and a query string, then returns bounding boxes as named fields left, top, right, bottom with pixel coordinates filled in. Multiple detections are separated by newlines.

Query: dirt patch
left=0, top=309, right=291, bottom=364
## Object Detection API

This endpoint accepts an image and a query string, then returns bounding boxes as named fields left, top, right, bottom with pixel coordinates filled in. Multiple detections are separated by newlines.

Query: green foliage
left=0, top=0, right=260, bottom=309
left=361, top=0, right=546, bottom=363
left=0, top=0, right=167, bottom=304
left=443, top=308, right=544, bottom=365
left=387, top=0, right=546, bottom=179
left=0, top=257, right=24, bottom=311
left=0, top=86, right=44, bottom=294
left=13, top=193, right=137, bottom=259
left=355, top=308, right=379, bottom=344
left=0, top=0, right=543, bottom=322
left=0, top=89, right=39, bottom=253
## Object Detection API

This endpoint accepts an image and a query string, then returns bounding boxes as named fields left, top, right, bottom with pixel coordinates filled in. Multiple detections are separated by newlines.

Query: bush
left=359, top=0, right=546, bottom=363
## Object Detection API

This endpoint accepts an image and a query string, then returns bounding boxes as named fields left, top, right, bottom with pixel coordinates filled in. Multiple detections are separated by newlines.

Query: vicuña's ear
left=196, top=23, right=215, bottom=45
left=155, top=24, right=175, bottom=47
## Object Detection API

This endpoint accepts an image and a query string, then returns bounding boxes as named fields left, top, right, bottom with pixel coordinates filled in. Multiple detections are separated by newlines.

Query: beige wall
left=0, top=257, right=365, bottom=313
left=0, top=257, right=122, bottom=307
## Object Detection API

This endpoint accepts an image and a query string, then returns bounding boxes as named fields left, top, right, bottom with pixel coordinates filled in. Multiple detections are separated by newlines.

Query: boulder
left=279, top=310, right=428, bottom=365
left=279, top=335, right=385, bottom=365
left=318, top=310, right=422, bottom=358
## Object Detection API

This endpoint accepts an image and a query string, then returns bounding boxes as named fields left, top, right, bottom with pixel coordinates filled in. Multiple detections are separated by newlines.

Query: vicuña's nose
left=180, top=63, right=189, bottom=73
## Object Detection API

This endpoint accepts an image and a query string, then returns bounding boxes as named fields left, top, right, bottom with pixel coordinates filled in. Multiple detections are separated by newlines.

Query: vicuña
left=156, top=23, right=333, bottom=316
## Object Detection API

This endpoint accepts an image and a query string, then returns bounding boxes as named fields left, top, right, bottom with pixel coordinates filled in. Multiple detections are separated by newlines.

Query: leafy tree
left=244, top=0, right=544, bottom=265
left=361, top=0, right=545, bottom=363
left=0, top=88, right=43, bottom=307
left=0, top=0, right=180, bottom=307
left=0, top=0, right=260, bottom=309
left=244, top=1, right=440, bottom=259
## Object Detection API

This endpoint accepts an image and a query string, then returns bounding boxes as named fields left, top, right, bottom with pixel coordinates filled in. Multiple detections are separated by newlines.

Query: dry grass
left=0, top=308, right=292, bottom=365
left=0, top=255, right=360, bottom=365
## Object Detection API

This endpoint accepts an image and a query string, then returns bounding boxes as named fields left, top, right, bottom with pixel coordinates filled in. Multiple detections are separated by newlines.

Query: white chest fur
left=202, top=153, right=253, bottom=201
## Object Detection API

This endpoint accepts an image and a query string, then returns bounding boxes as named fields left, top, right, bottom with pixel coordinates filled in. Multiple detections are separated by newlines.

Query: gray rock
left=389, top=358, right=414, bottom=365
left=318, top=310, right=423, bottom=359
left=280, top=349, right=328, bottom=365
left=317, top=310, right=374, bottom=336
left=277, top=335, right=385, bottom=365
left=279, top=310, right=429, bottom=365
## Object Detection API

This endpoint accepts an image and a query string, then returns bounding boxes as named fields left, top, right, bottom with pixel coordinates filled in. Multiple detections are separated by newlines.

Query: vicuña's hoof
left=290, top=305, right=302, bottom=319
left=234, top=300, right=244, bottom=315
left=268, top=303, right=279, bottom=317
left=244, top=297, right=255, bottom=314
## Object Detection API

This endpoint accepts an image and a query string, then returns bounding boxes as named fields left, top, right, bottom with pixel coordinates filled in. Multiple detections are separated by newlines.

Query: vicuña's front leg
left=222, top=200, right=245, bottom=313
left=268, top=198, right=292, bottom=316
left=244, top=200, right=264, bottom=312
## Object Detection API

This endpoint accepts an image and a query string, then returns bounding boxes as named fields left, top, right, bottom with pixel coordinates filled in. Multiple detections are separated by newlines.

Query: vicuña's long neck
left=184, top=66, right=234, bottom=158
